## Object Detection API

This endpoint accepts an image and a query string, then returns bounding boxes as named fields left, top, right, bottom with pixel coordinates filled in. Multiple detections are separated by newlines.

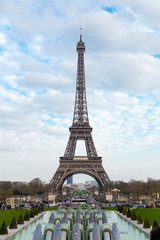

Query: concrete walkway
left=116, top=211, right=151, bottom=238
left=0, top=211, right=45, bottom=240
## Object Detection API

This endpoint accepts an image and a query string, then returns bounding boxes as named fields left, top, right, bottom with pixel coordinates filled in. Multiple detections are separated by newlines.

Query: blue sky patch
left=9, top=36, right=29, bottom=54
left=9, top=36, right=18, bottom=42
left=49, top=113, right=55, bottom=118
left=42, top=118, right=56, bottom=126
left=154, top=54, right=160, bottom=59
left=102, top=5, right=119, bottom=14
left=55, top=36, right=63, bottom=43
left=0, top=46, right=7, bottom=52
left=36, top=89, right=47, bottom=95
left=3, top=25, right=11, bottom=31
left=19, top=40, right=28, bottom=54
left=1, top=81, right=26, bottom=96
left=4, top=97, right=11, bottom=102
left=55, top=10, right=67, bottom=18
left=34, top=56, right=49, bottom=64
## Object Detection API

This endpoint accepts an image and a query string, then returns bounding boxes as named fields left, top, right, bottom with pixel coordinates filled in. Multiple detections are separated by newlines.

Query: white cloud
left=100, top=0, right=160, bottom=28
left=86, top=52, right=160, bottom=94
left=0, top=32, right=6, bottom=45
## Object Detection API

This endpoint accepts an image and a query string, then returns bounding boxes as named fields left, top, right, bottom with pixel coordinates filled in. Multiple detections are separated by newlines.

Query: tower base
left=49, top=157, right=110, bottom=194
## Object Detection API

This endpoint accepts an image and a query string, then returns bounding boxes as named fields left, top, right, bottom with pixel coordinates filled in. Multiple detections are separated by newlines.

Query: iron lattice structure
left=49, top=32, right=110, bottom=194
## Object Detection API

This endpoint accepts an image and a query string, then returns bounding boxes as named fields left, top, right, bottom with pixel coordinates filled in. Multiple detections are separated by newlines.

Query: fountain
left=11, top=205, right=149, bottom=240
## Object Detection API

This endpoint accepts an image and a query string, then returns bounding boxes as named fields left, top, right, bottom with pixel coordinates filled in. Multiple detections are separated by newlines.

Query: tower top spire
left=73, top=30, right=88, bottom=127
left=77, top=28, right=85, bottom=51
left=80, top=28, right=82, bottom=41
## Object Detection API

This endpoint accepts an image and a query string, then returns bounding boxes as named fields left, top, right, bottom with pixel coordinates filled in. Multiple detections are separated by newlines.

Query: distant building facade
left=67, top=175, right=73, bottom=184
left=90, top=180, right=98, bottom=186
left=78, top=183, right=84, bottom=189
left=85, top=181, right=89, bottom=185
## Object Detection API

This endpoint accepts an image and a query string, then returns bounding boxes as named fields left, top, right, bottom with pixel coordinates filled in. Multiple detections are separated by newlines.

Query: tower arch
left=56, top=170, right=105, bottom=193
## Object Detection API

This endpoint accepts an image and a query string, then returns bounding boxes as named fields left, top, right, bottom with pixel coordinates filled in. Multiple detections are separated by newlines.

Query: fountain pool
left=11, top=210, right=150, bottom=240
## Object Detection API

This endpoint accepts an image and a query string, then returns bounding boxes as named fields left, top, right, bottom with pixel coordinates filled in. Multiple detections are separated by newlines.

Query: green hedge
left=131, top=208, right=160, bottom=226
left=143, top=217, right=150, bottom=228
left=30, top=209, right=34, bottom=218
left=18, top=214, right=24, bottom=224
left=33, top=208, right=38, bottom=216
left=24, top=211, right=30, bottom=221
left=43, top=207, right=58, bottom=211
left=0, top=209, right=30, bottom=227
left=123, top=208, right=127, bottom=215
left=127, top=209, right=131, bottom=218
left=137, top=214, right=143, bottom=224
left=9, top=217, right=17, bottom=229
left=152, top=220, right=159, bottom=229
left=131, top=211, right=137, bottom=220
left=0, top=221, right=8, bottom=235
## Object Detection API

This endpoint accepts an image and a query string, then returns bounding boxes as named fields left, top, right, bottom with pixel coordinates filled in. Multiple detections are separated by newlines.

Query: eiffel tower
left=49, top=30, right=110, bottom=195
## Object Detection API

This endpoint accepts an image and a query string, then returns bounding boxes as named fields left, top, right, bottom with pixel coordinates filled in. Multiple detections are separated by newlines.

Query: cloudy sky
left=0, top=0, right=160, bottom=183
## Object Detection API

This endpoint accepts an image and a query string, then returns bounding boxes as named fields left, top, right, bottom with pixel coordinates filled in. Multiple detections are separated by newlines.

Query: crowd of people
left=0, top=202, right=10, bottom=210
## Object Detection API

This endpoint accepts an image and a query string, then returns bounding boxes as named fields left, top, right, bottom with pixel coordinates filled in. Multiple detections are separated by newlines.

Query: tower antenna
left=80, top=28, right=82, bottom=41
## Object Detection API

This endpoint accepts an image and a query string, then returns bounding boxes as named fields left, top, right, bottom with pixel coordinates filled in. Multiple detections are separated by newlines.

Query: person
left=150, top=227, right=160, bottom=240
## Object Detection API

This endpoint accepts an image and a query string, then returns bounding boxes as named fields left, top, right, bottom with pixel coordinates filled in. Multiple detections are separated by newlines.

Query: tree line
left=0, top=178, right=48, bottom=200
left=0, top=177, right=160, bottom=201
left=108, top=178, right=160, bottom=200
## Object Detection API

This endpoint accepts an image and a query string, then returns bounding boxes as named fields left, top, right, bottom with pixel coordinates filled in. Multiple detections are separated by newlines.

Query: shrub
left=9, top=217, right=17, bottom=229
left=119, top=206, right=123, bottom=213
left=38, top=207, right=41, bottom=213
left=117, top=206, right=121, bottom=212
left=0, top=221, right=8, bottom=234
left=18, top=214, right=24, bottom=224
left=143, top=217, right=150, bottom=228
left=30, top=209, right=34, bottom=218
left=137, top=214, right=143, bottom=224
left=34, top=208, right=38, bottom=215
left=131, top=211, right=137, bottom=220
left=41, top=206, right=44, bottom=211
left=127, top=209, right=131, bottom=218
left=24, top=211, right=30, bottom=221
left=152, top=220, right=159, bottom=229
left=123, top=208, right=127, bottom=215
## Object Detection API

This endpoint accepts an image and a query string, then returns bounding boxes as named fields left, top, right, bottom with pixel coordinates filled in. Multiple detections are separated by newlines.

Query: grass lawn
left=0, top=209, right=30, bottom=227
left=103, top=207, right=117, bottom=211
left=43, top=207, right=58, bottom=211
left=132, top=208, right=160, bottom=226
left=2, top=206, right=159, bottom=229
